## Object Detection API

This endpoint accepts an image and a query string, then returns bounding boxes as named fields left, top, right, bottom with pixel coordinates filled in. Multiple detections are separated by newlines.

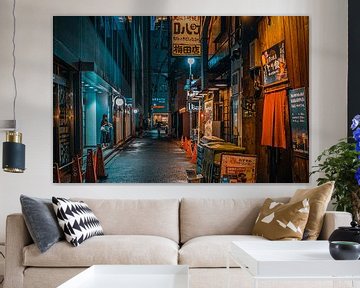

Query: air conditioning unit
left=249, top=39, right=261, bottom=69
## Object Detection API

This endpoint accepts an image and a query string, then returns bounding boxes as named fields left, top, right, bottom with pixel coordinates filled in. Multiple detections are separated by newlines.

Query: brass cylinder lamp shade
left=2, top=131, right=25, bottom=173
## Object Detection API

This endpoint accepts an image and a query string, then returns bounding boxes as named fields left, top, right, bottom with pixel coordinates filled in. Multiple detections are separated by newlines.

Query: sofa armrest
left=318, top=211, right=352, bottom=240
left=4, top=214, right=33, bottom=288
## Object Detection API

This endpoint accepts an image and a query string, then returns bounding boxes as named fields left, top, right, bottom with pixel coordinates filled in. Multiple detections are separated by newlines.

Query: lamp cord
left=12, top=0, right=17, bottom=127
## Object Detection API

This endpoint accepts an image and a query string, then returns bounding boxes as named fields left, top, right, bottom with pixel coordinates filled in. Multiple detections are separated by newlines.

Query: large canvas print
left=53, top=16, right=309, bottom=183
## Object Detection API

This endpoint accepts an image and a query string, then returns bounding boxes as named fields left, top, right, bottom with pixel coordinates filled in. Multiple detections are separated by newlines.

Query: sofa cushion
left=23, top=235, right=179, bottom=267
left=52, top=197, right=104, bottom=247
left=252, top=198, right=310, bottom=240
left=24, top=268, right=86, bottom=288
left=72, top=199, right=179, bottom=243
left=290, top=181, right=334, bottom=240
left=180, top=198, right=289, bottom=243
left=20, top=195, right=64, bottom=253
left=179, top=235, right=267, bottom=268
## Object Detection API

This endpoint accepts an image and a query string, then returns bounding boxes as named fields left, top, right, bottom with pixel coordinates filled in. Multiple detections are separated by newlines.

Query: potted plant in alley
left=311, top=115, right=360, bottom=222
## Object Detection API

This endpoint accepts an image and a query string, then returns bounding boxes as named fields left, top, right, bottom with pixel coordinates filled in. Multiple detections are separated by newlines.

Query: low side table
left=228, top=240, right=360, bottom=288
left=58, top=265, right=189, bottom=288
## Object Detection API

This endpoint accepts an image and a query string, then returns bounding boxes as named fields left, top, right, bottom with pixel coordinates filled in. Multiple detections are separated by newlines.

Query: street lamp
left=187, top=58, right=195, bottom=65
left=187, top=58, right=195, bottom=140
left=115, top=97, right=124, bottom=107
left=187, top=58, right=195, bottom=77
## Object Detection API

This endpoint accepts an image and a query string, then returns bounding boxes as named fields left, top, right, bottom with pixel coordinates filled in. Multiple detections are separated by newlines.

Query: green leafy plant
left=312, top=115, right=360, bottom=222
left=311, top=139, right=360, bottom=221
left=311, top=140, right=359, bottom=208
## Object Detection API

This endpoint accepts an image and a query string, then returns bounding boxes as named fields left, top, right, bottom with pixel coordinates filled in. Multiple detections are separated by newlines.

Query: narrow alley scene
left=101, top=130, right=194, bottom=183
left=53, top=16, right=309, bottom=183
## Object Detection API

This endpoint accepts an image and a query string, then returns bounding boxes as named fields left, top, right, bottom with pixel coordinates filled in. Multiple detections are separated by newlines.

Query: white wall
left=0, top=0, right=348, bottom=242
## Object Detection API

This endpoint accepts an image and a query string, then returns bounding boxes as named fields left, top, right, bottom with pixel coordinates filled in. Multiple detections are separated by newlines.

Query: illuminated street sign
left=171, top=16, right=201, bottom=56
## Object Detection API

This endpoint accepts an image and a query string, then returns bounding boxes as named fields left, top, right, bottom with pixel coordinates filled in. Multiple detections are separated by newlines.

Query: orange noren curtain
left=261, top=90, right=287, bottom=149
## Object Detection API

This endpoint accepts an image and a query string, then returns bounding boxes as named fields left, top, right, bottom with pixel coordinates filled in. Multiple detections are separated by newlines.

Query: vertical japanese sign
left=288, top=87, right=309, bottom=154
left=220, top=154, right=257, bottom=183
left=171, top=16, right=201, bottom=56
left=204, top=100, right=213, bottom=136
left=261, top=40, right=288, bottom=86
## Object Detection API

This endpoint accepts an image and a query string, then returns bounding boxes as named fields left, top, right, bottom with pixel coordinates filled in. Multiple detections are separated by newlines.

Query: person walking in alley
left=156, top=120, right=161, bottom=137
left=101, top=114, right=112, bottom=148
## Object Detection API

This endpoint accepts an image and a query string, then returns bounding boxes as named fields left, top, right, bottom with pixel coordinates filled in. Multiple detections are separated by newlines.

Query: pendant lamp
left=1, top=0, right=26, bottom=173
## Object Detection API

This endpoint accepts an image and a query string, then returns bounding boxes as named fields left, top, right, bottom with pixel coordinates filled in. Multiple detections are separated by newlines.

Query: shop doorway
left=82, top=91, right=111, bottom=148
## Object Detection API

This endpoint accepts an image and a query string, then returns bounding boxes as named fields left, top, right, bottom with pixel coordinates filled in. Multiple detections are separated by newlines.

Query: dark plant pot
left=329, top=241, right=360, bottom=260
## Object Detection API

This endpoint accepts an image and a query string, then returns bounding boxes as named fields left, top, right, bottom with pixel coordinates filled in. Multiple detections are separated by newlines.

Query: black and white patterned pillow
left=52, top=197, right=104, bottom=247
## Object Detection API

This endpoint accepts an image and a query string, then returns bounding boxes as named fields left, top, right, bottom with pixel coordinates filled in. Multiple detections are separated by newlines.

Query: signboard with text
left=288, top=87, right=309, bottom=154
left=220, top=154, right=257, bottom=183
left=261, top=40, right=288, bottom=86
left=171, top=16, right=201, bottom=56
left=204, top=100, right=213, bottom=137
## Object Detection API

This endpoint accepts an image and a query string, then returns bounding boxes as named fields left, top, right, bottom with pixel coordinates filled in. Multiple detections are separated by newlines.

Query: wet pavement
left=101, top=130, right=195, bottom=183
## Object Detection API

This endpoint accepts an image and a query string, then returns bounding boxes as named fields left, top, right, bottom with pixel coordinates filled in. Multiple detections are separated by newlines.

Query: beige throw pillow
left=252, top=198, right=310, bottom=240
left=289, top=181, right=334, bottom=240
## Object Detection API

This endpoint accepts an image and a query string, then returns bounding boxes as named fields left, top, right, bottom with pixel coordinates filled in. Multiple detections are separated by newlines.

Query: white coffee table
left=58, top=265, right=189, bottom=288
left=228, top=241, right=360, bottom=288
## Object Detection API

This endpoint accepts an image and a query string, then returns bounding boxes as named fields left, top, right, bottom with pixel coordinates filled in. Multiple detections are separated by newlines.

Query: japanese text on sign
left=204, top=100, right=213, bottom=137
left=261, top=41, right=288, bottom=86
left=171, top=16, right=201, bottom=56
left=220, top=154, right=257, bottom=183
left=288, top=87, right=309, bottom=154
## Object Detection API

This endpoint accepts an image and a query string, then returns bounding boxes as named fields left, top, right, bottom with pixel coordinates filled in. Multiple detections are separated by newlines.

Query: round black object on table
left=329, top=241, right=360, bottom=260
left=329, top=221, right=360, bottom=244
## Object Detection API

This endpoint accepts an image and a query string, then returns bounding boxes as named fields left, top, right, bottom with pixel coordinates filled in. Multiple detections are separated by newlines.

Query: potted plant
left=311, top=115, right=360, bottom=222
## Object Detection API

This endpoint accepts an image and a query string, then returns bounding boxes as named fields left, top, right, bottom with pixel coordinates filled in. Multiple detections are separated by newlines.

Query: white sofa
left=4, top=198, right=352, bottom=288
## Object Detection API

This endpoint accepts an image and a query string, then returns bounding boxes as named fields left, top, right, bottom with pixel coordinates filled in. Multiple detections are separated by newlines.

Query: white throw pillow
left=52, top=197, right=103, bottom=247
